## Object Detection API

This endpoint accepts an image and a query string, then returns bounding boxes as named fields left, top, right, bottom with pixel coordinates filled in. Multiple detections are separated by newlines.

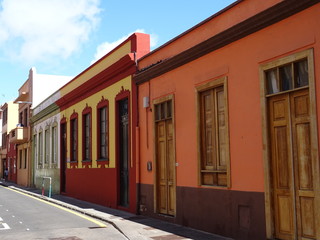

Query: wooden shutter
left=200, top=86, right=227, bottom=186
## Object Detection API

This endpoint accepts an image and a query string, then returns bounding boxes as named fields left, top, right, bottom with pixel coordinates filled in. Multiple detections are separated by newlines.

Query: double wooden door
left=268, top=88, right=319, bottom=239
left=155, top=99, right=176, bottom=216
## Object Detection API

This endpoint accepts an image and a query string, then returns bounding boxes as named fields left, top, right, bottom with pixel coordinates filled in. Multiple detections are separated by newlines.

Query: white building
left=12, top=67, right=72, bottom=187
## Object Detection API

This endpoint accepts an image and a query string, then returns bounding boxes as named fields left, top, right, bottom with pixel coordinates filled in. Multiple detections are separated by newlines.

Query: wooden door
left=118, top=98, right=129, bottom=207
left=268, top=88, right=318, bottom=239
left=155, top=100, right=175, bottom=216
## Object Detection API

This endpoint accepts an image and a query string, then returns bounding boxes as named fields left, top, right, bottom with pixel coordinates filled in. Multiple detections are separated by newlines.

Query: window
left=52, top=125, right=57, bottom=164
left=24, top=108, right=28, bottom=126
left=38, top=131, right=43, bottom=166
left=155, top=100, right=172, bottom=121
left=33, top=134, right=37, bottom=166
left=19, top=149, right=22, bottom=169
left=70, top=114, right=78, bottom=162
left=197, top=77, right=230, bottom=187
left=97, top=99, right=109, bottom=160
left=24, top=149, right=27, bottom=169
left=19, top=112, right=23, bottom=126
left=2, top=108, right=7, bottom=126
left=2, top=132, right=7, bottom=148
left=266, top=58, right=309, bottom=95
left=82, top=113, right=91, bottom=161
left=45, top=128, right=50, bottom=164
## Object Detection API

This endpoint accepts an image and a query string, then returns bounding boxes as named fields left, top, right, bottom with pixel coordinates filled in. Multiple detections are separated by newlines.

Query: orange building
left=56, top=33, right=150, bottom=213
left=134, top=0, right=320, bottom=239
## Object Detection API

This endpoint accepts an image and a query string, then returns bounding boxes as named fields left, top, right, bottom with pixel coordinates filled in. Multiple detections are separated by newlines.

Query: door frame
left=153, top=94, right=177, bottom=216
left=259, top=48, right=320, bottom=239
left=115, top=88, right=131, bottom=208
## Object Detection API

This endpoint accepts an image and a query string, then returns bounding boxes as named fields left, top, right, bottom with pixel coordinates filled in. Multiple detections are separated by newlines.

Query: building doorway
left=154, top=97, right=176, bottom=216
left=261, top=49, right=320, bottom=239
left=117, top=97, right=129, bottom=207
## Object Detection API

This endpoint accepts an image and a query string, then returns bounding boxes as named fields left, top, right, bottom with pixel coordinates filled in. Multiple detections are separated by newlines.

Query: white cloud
left=0, top=0, right=101, bottom=64
left=91, top=29, right=158, bottom=64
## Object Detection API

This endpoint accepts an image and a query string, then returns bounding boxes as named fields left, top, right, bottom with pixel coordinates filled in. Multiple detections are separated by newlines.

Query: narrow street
left=0, top=186, right=126, bottom=240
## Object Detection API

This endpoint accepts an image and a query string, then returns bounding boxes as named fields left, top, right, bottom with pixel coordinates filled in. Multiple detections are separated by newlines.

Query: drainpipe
left=134, top=51, right=141, bottom=214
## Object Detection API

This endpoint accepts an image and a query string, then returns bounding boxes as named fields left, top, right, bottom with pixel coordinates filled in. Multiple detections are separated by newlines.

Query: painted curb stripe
left=1, top=186, right=106, bottom=228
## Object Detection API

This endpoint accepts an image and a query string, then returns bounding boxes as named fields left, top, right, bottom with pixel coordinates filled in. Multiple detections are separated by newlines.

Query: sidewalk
left=0, top=180, right=233, bottom=240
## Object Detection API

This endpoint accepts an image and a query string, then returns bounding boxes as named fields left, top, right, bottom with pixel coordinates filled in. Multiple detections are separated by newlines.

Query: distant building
left=1, top=102, right=18, bottom=181
left=11, top=67, right=72, bottom=187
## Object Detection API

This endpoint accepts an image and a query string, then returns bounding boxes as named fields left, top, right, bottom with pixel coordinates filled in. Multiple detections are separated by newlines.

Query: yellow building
left=56, top=33, right=149, bottom=213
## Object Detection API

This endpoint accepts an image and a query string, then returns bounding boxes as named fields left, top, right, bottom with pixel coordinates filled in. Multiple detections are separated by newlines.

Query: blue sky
left=0, top=0, right=235, bottom=104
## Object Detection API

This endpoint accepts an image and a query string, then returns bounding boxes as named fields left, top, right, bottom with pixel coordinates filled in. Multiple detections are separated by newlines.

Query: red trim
left=60, top=116, right=67, bottom=124
left=70, top=111, right=78, bottom=168
left=131, top=33, right=151, bottom=60
left=82, top=105, right=92, bottom=167
left=96, top=97, right=109, bottom=166
left=115, top=88, right=131, bottom=209
left=55, top=33, right=149, bottom=98
left=57, top=54, right=136, bottom=110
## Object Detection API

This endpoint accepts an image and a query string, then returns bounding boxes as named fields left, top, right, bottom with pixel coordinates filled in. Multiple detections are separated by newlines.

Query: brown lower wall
left=138, top=184, right=266, bottom=240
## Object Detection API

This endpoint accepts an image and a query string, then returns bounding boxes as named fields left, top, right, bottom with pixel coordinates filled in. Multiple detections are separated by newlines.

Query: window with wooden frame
left=70, top=112, right=78, bottom=162
left=19, top=149, right=22, bottom=169
left=23, top=108, right=28, bottom=126
left=197, top=77, right=230, bottom=187
left=265, top=57, right=309, bottom=95
left=24, top=148, right=27, bottom=169
left=3, top=108, right=7, bottom=126
left=82, top=106, right=92, bottom=162
left=97, top=98, right=109, bottom=161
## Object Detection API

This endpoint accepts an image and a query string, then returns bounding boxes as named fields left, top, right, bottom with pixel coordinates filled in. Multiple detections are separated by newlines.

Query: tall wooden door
left=268, top=88, right=318, bottom=239
left=155, top=99, right=176, bottom=216
left=118, top=98, right=129, bottom=207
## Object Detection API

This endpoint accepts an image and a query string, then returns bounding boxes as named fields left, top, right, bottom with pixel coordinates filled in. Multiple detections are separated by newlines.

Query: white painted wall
left=30, top=67, right=73, bottom=109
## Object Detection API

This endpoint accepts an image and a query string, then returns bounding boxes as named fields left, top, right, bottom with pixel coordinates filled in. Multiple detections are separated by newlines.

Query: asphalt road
left=0, top=185, right=127, bottom=240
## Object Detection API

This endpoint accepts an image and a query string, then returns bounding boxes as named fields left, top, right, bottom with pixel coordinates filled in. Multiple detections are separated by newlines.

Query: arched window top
left=97, top=96, right=109, bottom=109
left=82, top=103, right=92, bottom=115
left=70, top=110, right=78, bottom=120
left=52, top=121, right=58, bottom=127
